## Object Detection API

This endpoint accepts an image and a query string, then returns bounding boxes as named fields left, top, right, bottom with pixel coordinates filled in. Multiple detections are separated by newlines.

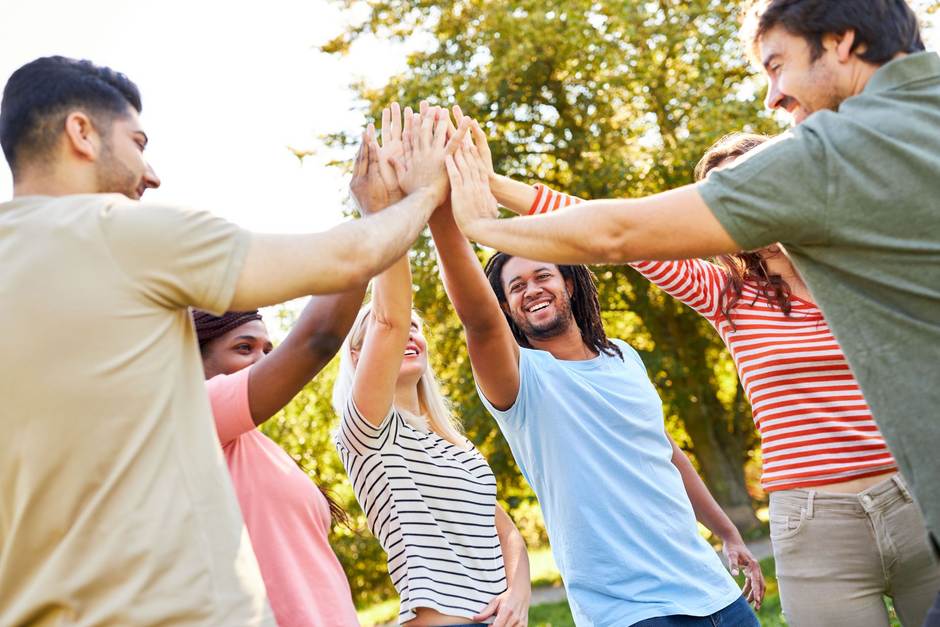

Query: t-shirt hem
left=602, top=587, right=742, bottom=627
left=399, top=601, right=494, bottom=624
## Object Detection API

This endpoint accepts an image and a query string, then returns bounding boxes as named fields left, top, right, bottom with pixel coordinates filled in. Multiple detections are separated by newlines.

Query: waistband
left=770, top=473, right=912, bottom=516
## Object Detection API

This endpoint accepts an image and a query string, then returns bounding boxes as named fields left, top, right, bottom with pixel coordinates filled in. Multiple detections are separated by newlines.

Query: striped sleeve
left=337, top=396, right=398, bottom=456
left=527, top=184, right=728, bottom=319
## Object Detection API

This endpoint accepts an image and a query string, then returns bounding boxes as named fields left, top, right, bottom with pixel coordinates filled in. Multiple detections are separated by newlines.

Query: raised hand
left=393, top=101, right=470, bottom=208
left=452, top=105, right=495, bottom=179
left=445, top=141, right=500, bottom=230
left=349, top=124, right=400, bottom=216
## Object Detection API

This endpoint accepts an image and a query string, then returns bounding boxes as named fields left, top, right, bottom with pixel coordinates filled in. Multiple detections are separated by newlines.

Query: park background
left=2, top=1, right=938, bottom=624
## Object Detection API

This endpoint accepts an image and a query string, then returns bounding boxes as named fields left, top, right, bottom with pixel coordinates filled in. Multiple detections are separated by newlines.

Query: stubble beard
left=95, top=139, right=140, bottom=199
left=513, top=295, right=575, bottom=341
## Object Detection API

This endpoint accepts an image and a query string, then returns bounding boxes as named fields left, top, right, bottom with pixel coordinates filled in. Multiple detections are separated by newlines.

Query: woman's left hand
left=472, top=586, right=530, bottom=627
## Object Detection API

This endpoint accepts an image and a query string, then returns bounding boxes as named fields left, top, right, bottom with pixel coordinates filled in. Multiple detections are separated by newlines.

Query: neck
left=394, top=380, right=422, bottom=416
left=13, top=164, right=99, bottom=198
left=527, top=322, right=597, bottom=361
left=851, top=51, right=906, bottom=97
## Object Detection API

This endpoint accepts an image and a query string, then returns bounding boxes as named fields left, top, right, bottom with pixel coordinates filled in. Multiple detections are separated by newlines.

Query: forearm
left=458, top=185, right=739, bottom=265
left=490, top=174, right=538, bottom=216
left=428, top=205, right=505, bottom=334
left=496, top=508, right=531, bottom=593
left=230, top=188, right=436, bottom=310
left=370, top=254, right=413, bottom=331
left=671, top=441, right=741, bottom=542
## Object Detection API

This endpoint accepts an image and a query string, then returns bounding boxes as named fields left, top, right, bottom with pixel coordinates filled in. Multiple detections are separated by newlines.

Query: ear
left=831, top=29, right=857, bottom=63
left=565, top=276, right=574, bottom=296
left=63, top=111, right=101, bottom=162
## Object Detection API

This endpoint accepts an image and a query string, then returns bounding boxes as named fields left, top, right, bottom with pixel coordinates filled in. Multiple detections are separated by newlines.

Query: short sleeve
left=336, top=396, right=398, bottom=456
left=206, top=368, right=255, bottom=446
left=698, top=124, right=832, bottom=251
left=630, top=259, right=728, bottom=320
left=99, top=198, right=251, bottom=314
left=476, top=347, right=535, bottom=428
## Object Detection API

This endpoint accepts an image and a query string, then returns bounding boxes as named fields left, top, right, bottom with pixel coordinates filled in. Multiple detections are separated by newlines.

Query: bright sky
left=0, top=0, right=411, bottom=234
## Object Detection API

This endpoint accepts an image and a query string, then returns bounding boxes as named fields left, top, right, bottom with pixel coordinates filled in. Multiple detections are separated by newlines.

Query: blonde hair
left=331, top=304, right=467, bottom=449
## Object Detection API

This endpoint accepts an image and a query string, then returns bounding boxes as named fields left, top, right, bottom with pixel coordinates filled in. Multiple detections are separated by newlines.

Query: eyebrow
left=234, top=335, right=258, bottom=342
left=507, top=267, right=553, bottom=285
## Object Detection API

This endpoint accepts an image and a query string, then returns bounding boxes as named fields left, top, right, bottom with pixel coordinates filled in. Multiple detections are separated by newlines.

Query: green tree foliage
left=324, top=0, right=784, bottom=532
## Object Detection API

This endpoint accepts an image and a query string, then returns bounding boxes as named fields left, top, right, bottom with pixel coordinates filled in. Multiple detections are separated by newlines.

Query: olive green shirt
left=700, top=52, right=940, bottom=539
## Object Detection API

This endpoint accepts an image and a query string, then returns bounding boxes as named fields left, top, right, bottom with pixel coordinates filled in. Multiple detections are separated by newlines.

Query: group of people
left=1, top=0, right=939, bottom=626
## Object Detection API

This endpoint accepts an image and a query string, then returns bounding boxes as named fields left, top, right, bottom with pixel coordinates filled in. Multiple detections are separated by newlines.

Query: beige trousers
left=770, top=474, right=940, bottom=627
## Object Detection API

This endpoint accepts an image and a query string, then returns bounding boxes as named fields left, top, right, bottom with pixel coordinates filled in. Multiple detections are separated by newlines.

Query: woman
left=465, top=123, right=940, bottom=626
left=194, top=294, right=363, bottom=627
left=331, top=104, right=531, bottom=627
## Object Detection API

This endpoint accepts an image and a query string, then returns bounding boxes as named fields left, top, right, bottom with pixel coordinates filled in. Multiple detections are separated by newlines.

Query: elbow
left=591, top=229, right=633, bottom=264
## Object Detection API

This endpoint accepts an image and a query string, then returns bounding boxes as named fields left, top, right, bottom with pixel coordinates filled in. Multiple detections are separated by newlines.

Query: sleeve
left=697, top=124, right=832, bottom=251
left=629, top=259, right=728, bottom=320
left=528, top=185, right=727, bottom=320
left=206, top=368, right=255, bottom=446
left=98, top=198, right=251, bottom=314
left=336, top=395, right=398, bottom=456
left=475, top=347, right=536, bottom=428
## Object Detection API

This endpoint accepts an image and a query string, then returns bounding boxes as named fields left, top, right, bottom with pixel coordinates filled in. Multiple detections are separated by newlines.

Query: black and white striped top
left=336, top=398, right=506, bottom=623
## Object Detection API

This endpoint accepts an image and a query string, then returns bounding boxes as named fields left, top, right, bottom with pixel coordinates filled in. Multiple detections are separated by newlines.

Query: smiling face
left=201, top=320, right=273, bottom=379
left=350, top=313, right=430, bottom=387
left=94, top=106, right=161, bottom=199
left=500, top=257, right=575, bottom=341
left=758, top=26, right=845, bottom=125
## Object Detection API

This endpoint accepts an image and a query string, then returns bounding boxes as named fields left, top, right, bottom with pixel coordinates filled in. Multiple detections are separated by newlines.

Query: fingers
left=419, top=99, right=429, bottom=116
left=380, top=107, right=390, bottom=148
left=444, top=153, right=462, bottom=188
left=445, top=118, right=472, bottom=155
left=402, top=106, right=414, bottom=158
left=390, top=101, right=402, bottom=143
left=471, top=119, right=492, bottom=158
left=472, top=596, right=499, bottom=621
left=353, top=133, right=367, bottom=178
left=419, top=107, right=435, bottom=149
left=432, top=107, right=450, bottom=148
left=452, top=104, right=464, bottom=125
left=366, top=124, right=379, bottom=170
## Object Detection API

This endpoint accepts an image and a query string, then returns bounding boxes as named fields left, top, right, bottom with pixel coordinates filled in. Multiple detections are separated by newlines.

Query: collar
left=863, top=51, right=940, bottom=95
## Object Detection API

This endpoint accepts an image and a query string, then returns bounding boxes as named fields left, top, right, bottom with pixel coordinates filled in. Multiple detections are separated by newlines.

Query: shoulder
left=608, top=338, right=645, bottom=367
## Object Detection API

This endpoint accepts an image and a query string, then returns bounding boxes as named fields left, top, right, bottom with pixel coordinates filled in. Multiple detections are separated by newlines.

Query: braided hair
left=483, top=252, right=622, bottom=360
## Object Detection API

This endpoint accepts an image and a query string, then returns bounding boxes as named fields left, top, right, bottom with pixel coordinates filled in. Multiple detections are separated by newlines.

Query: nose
left=764, top=79, right=785, bottom=111
left=143, top=162, right=161, bottom=190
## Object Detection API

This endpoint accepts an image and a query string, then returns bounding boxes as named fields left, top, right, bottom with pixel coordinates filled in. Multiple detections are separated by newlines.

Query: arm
left=668, top=435, right=765, bottom=608
left=473, top=504, right=530, bottom=627
left=427, top=200, right=520, bottom=410
left=454, top=183, right=741, bottom=265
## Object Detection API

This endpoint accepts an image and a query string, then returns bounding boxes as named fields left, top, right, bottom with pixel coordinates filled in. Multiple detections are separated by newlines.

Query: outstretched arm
left=668, top=435, right=765, bottom=609
left=434, top=144, right=520, bottom=410
left=246, top=288, right=366, bottom=425
left=230, top=111, right=470, bottom=311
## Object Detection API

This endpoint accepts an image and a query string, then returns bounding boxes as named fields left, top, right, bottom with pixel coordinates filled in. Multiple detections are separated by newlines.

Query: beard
left=510, top=293, right=575, bottom=341
left=95, top=140, right=140, bottom=198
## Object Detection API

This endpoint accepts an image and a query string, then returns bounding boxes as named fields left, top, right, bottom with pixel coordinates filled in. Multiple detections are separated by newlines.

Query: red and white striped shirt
left=529, top=185, right=897, bottom=491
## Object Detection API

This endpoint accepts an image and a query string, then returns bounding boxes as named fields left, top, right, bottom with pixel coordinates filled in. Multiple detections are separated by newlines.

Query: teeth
left=528, top=302, right=549, bottom=312
left=404, top=349, right=418, bottom=356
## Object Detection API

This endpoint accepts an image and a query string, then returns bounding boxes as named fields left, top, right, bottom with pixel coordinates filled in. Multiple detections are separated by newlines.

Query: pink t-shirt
left=208, top=368, right=359, bottom=627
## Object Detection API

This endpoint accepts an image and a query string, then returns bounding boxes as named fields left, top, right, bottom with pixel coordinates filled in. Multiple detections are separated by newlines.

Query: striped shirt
left=529, top=185, right=897, bottom=491
left=335, top=398, right=506, bottom=622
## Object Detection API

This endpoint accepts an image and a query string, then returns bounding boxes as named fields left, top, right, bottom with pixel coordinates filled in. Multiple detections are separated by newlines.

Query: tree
left=323, top=0, right=782, bottom=534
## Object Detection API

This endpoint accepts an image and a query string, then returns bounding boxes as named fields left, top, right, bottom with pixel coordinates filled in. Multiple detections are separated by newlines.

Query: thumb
left=390, top=155, right=406, bottom=179
left=473, top=596, right=500, bottom=621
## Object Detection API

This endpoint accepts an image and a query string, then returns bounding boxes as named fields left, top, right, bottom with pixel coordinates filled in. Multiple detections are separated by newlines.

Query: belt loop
left=892, top=474, right=914, bottom=503
left=805, top=490, right=816, bottom=519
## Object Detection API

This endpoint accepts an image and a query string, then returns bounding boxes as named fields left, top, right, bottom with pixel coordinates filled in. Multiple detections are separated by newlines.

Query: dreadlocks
left=483, top=252, right=623, bottom=360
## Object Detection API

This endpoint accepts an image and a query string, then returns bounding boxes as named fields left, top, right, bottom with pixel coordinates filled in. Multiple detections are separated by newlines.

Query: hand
left=377, top=102, right=405, bottom=197
left=349, top=124, right=401, bottom=215
left=473, top=586, right=530, bottom=627
left=723, top=535, right=765, bottom=610
left=445, top=141, right=500, bottom=231
left=392, top=101, right=470, bottom=207
left=452, top=104, right=495, bottom=180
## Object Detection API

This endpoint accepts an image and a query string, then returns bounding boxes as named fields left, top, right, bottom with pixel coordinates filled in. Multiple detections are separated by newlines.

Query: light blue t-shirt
left=479, top=340, right=741, bottom=626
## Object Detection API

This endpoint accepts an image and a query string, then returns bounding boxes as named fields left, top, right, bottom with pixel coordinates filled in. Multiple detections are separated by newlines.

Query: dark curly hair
left=483, top=252, right=622, bottom=360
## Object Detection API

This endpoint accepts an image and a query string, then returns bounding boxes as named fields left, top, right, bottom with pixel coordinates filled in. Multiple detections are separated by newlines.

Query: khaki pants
left=769, top=475, right=940, bottom=627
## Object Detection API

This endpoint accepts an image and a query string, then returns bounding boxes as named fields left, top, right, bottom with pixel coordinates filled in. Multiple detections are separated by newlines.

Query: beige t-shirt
left=0, top=194, right=274, bottom=626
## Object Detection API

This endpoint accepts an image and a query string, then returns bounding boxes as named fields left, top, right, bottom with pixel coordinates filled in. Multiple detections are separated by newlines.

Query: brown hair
left=696, top=132, right=793, bottom=329
left=741, top=0, right=924, bottom=65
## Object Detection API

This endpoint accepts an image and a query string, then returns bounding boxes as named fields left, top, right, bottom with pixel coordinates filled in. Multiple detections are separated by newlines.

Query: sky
left=0, top=0, right=410, bottom=234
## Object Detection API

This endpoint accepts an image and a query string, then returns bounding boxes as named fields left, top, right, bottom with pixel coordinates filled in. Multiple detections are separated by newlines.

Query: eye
left=510, top=283, right=523, bottom=293
left=235, top=343, right=251, bottom=353
left=537, top=273, right=551, bottom=280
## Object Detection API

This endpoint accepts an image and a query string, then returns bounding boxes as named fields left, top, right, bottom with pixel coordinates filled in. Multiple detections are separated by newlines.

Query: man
left=0, top=57, right=461, bottom=625
left=428, top=146, right=763, bottom=624
left=448, top=2, right=940, bottom=615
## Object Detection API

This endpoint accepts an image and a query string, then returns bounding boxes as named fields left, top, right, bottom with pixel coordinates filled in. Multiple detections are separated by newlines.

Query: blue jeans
left=632, top=596, right=758, bottom=626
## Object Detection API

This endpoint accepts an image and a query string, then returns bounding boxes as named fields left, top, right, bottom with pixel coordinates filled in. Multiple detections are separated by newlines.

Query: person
left=444, top=6, right=940, bottom=618
left=430, top=138, right=763, bottom=624
left=0, top=56, right=466, bottom=625
left=193, top=293, right=364, bottom=626
left=470, top=127, right=940, bottom=625
left=331, top=104, right=531, bottom=627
